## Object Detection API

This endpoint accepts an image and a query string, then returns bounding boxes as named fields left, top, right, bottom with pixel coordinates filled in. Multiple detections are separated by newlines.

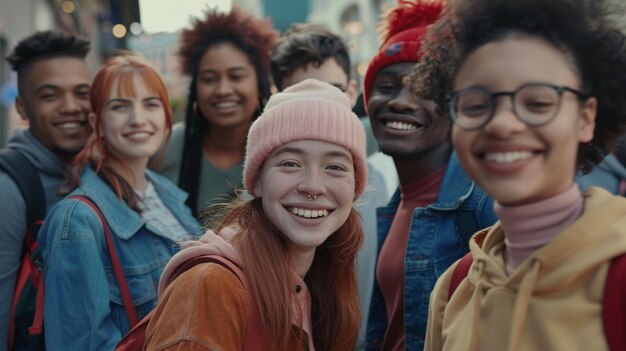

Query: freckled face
left=254, top=140, right=355, bottom=255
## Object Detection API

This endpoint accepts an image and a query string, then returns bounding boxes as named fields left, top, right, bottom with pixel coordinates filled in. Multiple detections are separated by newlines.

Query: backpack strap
left=71, top=195, right=139, bottom=327
left=2, top=148, right=47, bottom=347
left=448, top=253, right=473, bottom=301
left=603, top=252, right=626, bottom=351
left=0, top=148, right=46, bottom=230
left=171, top=254, right=264, bottom=349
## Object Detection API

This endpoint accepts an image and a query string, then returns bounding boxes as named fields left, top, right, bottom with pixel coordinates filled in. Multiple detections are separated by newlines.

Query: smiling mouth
left=214, top=101, right=240, bottom=109
left=56, top=121, right=85, bottom=130
left=123, top=131, right=153, bottom=140
left=288, top=206, right=330, bottom=218
left=484, top=151, right=534, bottom=164
left=384, top=120, right=420, bottom=131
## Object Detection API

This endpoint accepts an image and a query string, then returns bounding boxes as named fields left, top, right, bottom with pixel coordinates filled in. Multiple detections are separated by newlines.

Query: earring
left=307, top=193, right=317, bottom=201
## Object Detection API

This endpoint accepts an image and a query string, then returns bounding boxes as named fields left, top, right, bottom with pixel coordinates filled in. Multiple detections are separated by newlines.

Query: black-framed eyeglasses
left=448, top=83, right=588, bottom=130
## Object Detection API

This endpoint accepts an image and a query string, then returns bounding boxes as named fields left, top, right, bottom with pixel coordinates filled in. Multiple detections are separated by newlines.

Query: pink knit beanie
left=244, top=79, right=367, bottom=198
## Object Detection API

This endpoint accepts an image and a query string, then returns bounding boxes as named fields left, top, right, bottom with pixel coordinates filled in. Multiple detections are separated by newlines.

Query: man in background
left=0, top=31, right=92, bottom=350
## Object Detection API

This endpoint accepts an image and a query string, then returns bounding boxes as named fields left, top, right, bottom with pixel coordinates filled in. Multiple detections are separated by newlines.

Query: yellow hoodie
left=424, top=187, right=626, bottom=351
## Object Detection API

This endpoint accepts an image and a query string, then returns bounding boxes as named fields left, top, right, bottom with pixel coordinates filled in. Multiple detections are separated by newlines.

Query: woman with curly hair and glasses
left=158, top=7, right=279, bottom=218
left=410, top=0, right=626, bottom=350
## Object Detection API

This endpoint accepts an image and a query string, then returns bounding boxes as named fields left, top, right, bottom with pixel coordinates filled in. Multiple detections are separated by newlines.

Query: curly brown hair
left=411, top=0, right=626, bottom=173
left=178, top=6, right=278, bottom=76
left=176, top=6, right=279, bottom=215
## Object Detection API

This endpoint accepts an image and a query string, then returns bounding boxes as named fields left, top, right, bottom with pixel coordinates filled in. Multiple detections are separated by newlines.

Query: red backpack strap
left=603, top=252, right=626, bottom=351
left=71, top=195, right=139, bottom=326
left=448, top=253, right=473, bottom=301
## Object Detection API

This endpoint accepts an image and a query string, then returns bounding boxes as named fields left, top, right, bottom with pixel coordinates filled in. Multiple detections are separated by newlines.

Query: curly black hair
left=411, top=0, right=626, bottom=172
left=270, top=23, right=351, bottom=91
left=6, top=30, right=90, bottom=95
left=177, top=6, right=279, bottom=215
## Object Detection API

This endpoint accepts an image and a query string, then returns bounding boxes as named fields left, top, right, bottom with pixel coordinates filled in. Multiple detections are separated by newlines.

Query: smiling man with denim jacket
left=361, top=2, right=497, bottom=350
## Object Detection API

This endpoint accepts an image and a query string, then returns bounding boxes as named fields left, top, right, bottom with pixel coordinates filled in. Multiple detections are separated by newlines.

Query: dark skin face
left=15, top=56, right=92, bottom=163
left=367, top=62, right=452, bottom=184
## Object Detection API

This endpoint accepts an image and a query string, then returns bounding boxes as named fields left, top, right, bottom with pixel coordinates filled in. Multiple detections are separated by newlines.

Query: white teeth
left=215, top=101, right=239, bottom=108
left=58, top=122, right=81, bottom=129
left=385, top=121, right=418, bottom=131
left=485, top=151, right=533, bottom=164
left=126, top=132, right=150, bottom=139
left=290, top=207, right=329, bottom=218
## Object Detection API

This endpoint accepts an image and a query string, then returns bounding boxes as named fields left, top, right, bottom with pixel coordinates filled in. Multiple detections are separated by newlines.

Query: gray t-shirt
left=157, top=122, right=243, bottom=215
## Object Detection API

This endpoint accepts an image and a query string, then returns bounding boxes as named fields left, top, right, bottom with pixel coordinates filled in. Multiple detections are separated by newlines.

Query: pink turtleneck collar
left=495, top=184, right=584, bottom=275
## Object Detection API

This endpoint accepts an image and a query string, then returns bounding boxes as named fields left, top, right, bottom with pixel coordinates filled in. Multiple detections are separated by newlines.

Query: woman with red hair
left=144, top=79, right=367, bottom=350
left=38, top=54, right=202, bottom=351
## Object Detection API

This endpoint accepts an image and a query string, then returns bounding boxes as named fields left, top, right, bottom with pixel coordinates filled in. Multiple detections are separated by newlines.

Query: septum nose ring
left=307, top=194, right=317, bottom=201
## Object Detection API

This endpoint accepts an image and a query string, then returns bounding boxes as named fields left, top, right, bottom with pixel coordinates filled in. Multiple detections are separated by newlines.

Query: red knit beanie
left=362, top=0, right=445, bottom=109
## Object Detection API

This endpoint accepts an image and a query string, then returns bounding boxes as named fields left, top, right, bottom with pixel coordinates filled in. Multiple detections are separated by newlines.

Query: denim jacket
left=39, top=167, right=202, bottom=351
left=366, top=153, right=497, bottom=351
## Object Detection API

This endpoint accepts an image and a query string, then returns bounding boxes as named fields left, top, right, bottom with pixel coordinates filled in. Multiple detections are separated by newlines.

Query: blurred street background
left=0, top=0, right=396, bottom=147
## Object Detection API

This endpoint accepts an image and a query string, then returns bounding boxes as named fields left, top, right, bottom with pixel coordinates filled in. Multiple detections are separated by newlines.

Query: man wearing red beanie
left=363, top=2, right=497, bottom=350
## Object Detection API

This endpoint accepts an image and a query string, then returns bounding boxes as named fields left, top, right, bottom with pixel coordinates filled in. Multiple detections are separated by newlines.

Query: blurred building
left=307, top=0, right=394, bottom=84
left=127, top=31, right=189, bottom=122
left=0, top=0, right=142, bottom=146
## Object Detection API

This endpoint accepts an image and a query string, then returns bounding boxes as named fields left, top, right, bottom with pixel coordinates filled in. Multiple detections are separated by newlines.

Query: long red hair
left=217, top=198, right=363, bottom=350
left=63, top=54, right=173, bottom=209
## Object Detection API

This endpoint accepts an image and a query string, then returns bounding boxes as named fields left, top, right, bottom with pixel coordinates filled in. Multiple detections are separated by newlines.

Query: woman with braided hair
left=159, top=7, right=279, bottom=218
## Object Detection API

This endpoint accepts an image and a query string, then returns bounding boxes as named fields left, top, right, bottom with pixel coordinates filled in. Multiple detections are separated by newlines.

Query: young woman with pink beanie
left=143, top=79, right=367, bottom=350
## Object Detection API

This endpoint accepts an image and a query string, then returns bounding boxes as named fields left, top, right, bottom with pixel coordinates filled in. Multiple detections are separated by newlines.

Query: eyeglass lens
left=453, top=85, right=562, bottom=129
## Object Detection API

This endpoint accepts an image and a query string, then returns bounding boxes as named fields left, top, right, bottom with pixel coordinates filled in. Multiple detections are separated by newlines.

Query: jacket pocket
left=107, top=264, right=160, bottom=332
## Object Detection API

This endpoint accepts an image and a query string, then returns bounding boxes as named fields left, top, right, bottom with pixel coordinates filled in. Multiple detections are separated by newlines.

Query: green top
left=158, top=122, right=244, bottom=215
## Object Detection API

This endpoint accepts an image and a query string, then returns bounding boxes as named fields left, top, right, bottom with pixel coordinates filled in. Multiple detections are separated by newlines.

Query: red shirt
left=376, top=167, right=445, bottom=350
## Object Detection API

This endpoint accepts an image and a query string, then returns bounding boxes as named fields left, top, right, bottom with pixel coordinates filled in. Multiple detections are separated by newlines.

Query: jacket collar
left=385, top=152, right=474, bottom=211
left=76, top=166, right=189, bottom=240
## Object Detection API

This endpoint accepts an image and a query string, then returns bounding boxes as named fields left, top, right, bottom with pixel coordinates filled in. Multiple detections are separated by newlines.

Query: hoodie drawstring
left=508, top=259, right=541, bottom=351
left=469, top=259, right=486, bottom=351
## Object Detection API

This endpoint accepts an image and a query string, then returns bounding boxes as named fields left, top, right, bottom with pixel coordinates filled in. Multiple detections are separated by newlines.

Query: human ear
left=345, top=79, right=359, bottom=108
left=253, top=179, right=262, bottom=198
left=88, top=112, right=98, bottom=130
left=578, top=97, right=597, bottom=143
left=15, top=96, right=28, bottom=121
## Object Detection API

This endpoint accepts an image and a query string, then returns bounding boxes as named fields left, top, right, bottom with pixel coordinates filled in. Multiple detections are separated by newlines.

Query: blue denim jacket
left=366, top=153, right=497, bottom=351
left=39, top=167, right=202, bottom=351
